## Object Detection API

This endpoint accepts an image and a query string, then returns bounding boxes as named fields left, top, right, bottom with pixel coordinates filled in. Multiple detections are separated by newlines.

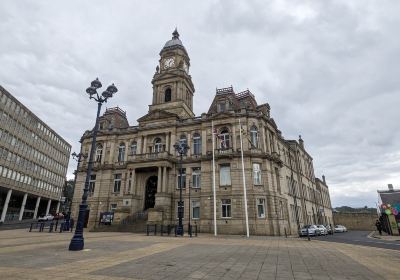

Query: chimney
left=388, top=184, right=394, bottom=191
left=298, top=135, right=304, bottom=149
left=322, top=175, right=326, bottom=184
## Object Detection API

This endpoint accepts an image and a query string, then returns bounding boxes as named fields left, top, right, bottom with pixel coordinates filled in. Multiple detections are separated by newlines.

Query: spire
left=172, top=28, right=179, bottom=39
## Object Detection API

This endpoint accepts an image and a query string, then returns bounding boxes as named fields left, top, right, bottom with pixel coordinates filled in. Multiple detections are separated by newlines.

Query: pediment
left=137, top=110, right=178, bottom=123
left=209, top=112, right=234, bottom=119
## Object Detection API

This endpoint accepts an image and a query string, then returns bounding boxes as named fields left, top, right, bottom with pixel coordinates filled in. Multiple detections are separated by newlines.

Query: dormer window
left=165, top=88, right=172, bottom=102
left=218, top=102, right=226, bottom=112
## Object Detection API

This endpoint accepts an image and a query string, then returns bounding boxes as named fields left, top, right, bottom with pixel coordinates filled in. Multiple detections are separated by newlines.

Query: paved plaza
left=0, top=229, right=399, bottom=280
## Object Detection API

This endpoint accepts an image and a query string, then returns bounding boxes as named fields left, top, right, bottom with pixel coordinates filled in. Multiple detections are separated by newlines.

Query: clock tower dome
left=149, top=29, right=195, bottom=118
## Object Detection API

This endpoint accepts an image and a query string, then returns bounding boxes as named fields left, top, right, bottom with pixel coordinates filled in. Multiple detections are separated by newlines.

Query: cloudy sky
left=1, top=0, right=399, bottom=207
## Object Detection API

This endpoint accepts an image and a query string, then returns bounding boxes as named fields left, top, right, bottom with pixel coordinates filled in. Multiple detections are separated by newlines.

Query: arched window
left=250, top=126, right=258, bottom=148
left=192, top=133, right=201, bottom=155
left=164, top=88, right=171, bottom=102
left=118, top=143, right=125, bottom=162
left=179, top=134, right=187, bottom=146
left=95, top=144, right=103, bottom=162
left=130, top=141, right=137, bottom=155
left=154, top=138, right=162, bottom=153
left=219, top=128, right=230, bottom=149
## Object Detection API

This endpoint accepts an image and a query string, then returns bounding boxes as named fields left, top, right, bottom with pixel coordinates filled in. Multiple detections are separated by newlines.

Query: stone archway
left=144, top=176, right=157, bottom=210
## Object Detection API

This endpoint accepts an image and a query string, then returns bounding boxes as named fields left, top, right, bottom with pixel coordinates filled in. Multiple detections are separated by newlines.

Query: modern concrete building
left=0, top=86, right=71, bottom=223
left=71, top=29, right=333, bottom=235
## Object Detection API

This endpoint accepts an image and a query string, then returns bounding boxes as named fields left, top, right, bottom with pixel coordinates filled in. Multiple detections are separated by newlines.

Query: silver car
left=334, top=225, right=347, bottom=233
left=299, top=225, right=320, bottom=237
left=316, top=225, right=328, bottom=235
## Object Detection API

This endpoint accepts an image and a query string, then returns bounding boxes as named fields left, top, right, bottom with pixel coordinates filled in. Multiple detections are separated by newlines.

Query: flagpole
left=212, top=120, right=217, bottom=236
left=239, top=119, right=250, bottom=238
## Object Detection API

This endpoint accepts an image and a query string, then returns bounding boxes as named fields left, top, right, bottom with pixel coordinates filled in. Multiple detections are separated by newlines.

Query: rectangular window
left=257, top=198, right=266, bottom=218
left=177, top=168, right=186, bottom=189
left=192, top=200, right=200, bottom=219
left=253, top=163, right=262, bottom=185
left=192, top=168, right=201, bottom=188
left=221, top=199, right=231, bottom=218
left=193, top=135, right=201, bottom=155
left=113, top=174, right=122, bottom=193
left=111, top=203, right=117, bottom=211
left=219, top=165, right=231, bottom=186
left=89, top=175, right=96, bottom=195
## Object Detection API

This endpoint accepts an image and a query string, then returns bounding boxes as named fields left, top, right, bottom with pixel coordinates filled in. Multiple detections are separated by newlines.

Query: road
left=311, top=230, right=400, bottom=250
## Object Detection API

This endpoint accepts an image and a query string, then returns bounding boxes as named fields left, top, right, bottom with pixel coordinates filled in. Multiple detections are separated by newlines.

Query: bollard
left=307, top=227, right=310, bottom=241
left=284, top=228, right=287, bottom=238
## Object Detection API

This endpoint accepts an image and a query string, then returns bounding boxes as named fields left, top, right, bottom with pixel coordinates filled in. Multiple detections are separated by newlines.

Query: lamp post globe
left=69, top=78, right=117, bottom=251
left=174, top=141, right=189, bottom=236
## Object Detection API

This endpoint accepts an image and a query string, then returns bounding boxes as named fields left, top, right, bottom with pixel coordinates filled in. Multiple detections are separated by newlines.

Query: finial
left=172, top=28, right=179, bottom=39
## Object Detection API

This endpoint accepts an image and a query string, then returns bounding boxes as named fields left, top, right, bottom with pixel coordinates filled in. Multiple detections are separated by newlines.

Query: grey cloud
left=1, top=0, right=399, bottom=207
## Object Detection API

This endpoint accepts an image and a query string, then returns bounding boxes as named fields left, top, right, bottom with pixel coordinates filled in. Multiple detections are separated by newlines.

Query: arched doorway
left=144, top=176, right=157, bottom=210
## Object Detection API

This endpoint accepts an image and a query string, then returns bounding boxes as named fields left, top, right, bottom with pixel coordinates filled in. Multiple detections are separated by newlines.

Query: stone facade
left=71, top=30, right=333, bottom=235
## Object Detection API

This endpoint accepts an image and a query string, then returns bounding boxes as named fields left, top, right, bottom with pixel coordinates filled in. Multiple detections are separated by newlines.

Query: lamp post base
left=69, top=203, right=88, bottom=251
left=69, top=236, right=84, bottom=251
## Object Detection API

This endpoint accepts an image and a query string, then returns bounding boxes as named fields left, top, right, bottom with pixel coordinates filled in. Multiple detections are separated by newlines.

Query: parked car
left=299, top=225, right=320, bottom=237
left=325, top=224, right=333, bottom=234
left=37, top=214, right=54, bottom=222
left=316, top=225, right=328, bottom=235
left=334, top=225, right=347, bottom=233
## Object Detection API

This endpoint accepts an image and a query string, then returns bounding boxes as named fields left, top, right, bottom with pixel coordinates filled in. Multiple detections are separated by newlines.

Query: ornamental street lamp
left=69, top=78, right=117, bottom=251
left=174, top=141, right=189, bottom=236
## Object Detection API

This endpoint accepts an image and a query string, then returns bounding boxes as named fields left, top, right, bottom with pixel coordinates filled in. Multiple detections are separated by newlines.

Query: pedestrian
left=70, top=218, right=74, bottom=232
left=375, top=219, right=382, bottom=235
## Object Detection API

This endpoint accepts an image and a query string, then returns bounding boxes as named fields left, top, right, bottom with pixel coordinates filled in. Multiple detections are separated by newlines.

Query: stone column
left=165, top=133, right=170, bottom=153
left=162, top=167, right=168, bottom=192
left=187, top=133, right=191, bottom=156
left=109, top=142, right=115, bottom=164
left=33, top=196, right=41, bottom=219
left=0, top=189, right=12, bottom=222
left=157, top=167, right=162, bottom=193
left=202, top=129, right=207, bottom=155
left=232, top=123, right=237, bottom=151
left=56, top=201, right=60, bottom=213
left=132, top=169, right=137, bottom=195
left=170, top=134, right=176, bottom=154
left=262, top=127, right=267, bottom=153
left=18, top=193, right=28, bottom=221
left=45, top=199, right=52, bottom=215
left=143, top=136, right=147, bottom=154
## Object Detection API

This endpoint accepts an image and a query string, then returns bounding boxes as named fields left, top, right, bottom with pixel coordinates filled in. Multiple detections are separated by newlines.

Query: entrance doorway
left=144, top=176, right=157, bottom=210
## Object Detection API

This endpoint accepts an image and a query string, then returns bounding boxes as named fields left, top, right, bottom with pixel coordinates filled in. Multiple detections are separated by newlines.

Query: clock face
left=183, top=61, right=189, bottom=73
left=163, top=57, right=175, bottom=69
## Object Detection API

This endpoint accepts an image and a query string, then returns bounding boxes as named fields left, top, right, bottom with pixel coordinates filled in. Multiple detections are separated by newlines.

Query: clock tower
left=149, top=29, right=195, bottom=118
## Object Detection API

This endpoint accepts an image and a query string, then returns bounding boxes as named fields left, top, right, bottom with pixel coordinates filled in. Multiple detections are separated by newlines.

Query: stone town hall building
left=71, top=30, right=333, bottom=235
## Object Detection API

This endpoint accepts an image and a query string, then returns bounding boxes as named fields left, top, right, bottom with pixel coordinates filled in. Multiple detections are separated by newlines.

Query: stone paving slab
left=0, top=229, right=399, bottom=279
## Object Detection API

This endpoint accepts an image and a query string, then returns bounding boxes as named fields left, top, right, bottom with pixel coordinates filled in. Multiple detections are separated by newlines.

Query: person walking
left=69, top=218, right=74, bottom=232
left=375, top=219, right=382, bottom=235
